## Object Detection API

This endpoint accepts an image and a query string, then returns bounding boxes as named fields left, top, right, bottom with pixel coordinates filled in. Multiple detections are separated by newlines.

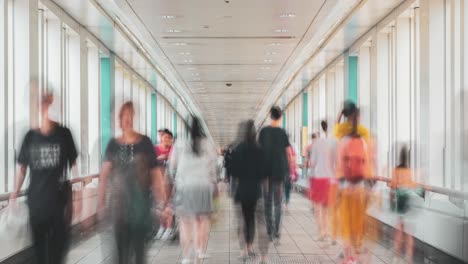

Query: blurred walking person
left=154, top=129, right=174, bottom=241
left=334, top=101, right=374, bottom=264
left=284, top=141, right=299, bottom=211
left=258, top=106, right=292, bottom=241
left=390, top=146, right=421, bottom=264
left=168, top=116, right=217, bottom=264
left=231, top=120, right=264, bottom=259
left=309, top=121, right=336, bottom=242
left=97, top=101, right=166, bottom=264
left=10, top=93, right=78, bottom=264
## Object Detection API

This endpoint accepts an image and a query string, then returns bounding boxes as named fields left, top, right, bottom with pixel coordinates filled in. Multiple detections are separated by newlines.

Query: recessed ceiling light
left=260, top=67, right=271, bottom=70
left=264, top=59, right=273, bottom=63
left=187, top=67, right=197, bottom=70
left=268, top=43, right=281, bottom=46
left=192, top=73, right=200, bottom=76
left=274, top=29, right=289, bottom=33
left=265, top=52, right=277, bottom=55
left=193, top=78, right=201, bottom=80
left=167, top=29, right=182, bottom=33
left=172, top=42, right=187, bottom=46
left=162, top=15, right=177, bottom=19
left=279, top=13, right=296, bottom=18
left=184, top=60, right=193, bottom=63
left=179, top=52, right=191, bottom=55
left=257, top=77, right=264, bottom=80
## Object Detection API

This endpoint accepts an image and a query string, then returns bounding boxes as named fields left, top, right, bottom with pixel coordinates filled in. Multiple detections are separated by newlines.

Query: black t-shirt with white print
left=17, top=124, right=77, bottom=218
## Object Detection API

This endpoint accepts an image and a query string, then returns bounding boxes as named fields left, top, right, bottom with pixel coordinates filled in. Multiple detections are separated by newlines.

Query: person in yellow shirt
left=332, top=100, right=374, bottom=264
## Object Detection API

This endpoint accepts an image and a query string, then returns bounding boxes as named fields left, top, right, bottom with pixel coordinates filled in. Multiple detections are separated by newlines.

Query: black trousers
left=240, top=200, right=257, bottom=245
left=114, top=221, right=147, bottom=264
left=30, top=209, right=69, bottom=264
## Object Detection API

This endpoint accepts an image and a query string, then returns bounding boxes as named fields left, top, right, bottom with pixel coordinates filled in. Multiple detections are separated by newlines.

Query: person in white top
left=168, top=117, right=217, bottom=263
left=309, top=120, right=336, bottom=241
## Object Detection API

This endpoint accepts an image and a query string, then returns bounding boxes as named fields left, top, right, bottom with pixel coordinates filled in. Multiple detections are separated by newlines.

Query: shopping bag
left=0, top=203, right=30, bottom=243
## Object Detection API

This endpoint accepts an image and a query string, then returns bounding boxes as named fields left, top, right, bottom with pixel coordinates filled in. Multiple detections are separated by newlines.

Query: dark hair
left=119, top=101, right=135, bottom=120
left=398, top=145, right=409, bottom=168
left=190, top=116, right=205, bottom=156
left=342, top=100, right=360, bottom=136
left=342, top=100, right=358, bottom=118
left=243, top=120, right=256, bottom=145
left=270, top=106, right=282, bottom=121
left=321, top=120, right=328, bottom=133
left=311, top=133, right=318, bottom=139
left=163, top=129, right=173, bottom=138
left=41, top=92, right=54, bottom=106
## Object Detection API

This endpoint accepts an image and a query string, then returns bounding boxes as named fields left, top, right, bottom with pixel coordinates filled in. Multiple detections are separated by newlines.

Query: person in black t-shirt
left=97, top=101, right=166, bottom=264
left=258, top=106, right=292, bottom=241
left=10, top=93, right=78, bottom=264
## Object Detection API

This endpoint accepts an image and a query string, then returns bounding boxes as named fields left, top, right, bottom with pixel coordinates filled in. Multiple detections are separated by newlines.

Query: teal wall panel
left=100, top=58, right=112, bottom=156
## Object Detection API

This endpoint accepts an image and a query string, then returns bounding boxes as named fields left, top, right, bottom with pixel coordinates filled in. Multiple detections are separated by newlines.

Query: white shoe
left=181, top=258, right=191, bottom=264
left=155, top=227, right=165, bottom=240
left=161, top=228, right=173, bottom=241
left=198, top=250, right=210, bottom=259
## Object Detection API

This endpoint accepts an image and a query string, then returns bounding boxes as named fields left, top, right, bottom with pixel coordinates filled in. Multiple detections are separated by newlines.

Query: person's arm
left=11, top=132, right=30, bottom=201
left=97, top=161, right=112, bottom=211
left=151, top=167, right=166, bottom=206
left=336, top=110, right=343, bottom=124
left=10, top=165, right=27, bottom=200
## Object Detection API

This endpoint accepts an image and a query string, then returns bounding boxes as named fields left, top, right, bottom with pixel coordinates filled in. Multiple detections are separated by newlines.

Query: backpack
left=338, top=136, right=369, bottom=183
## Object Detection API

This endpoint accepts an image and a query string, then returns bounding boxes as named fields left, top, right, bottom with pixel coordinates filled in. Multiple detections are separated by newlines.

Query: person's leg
left=114, top=222, right=130, bottom=264
left=179, top=216, right=194, bottom=259
left=234, top=202, right=246, bottom=251
left=134, top=226, right=147, bottom=264
left=406, top=231, right=414, bottom=264
left=50, top=208, right=69, bottom=264
left=255, top=198, right=269, bottom=262
left=198, top=215, right=211, bottom=257
left=246, top=202, right=257, bottom=249
left=273, top=181, right=283, bottom=238
left=284, top=179, right=291, bottom=207
left=263, top=180, right=273, bottom=238
left=314, top=203, right=324, bottom=239
left=30, top=217, right=49, bottom=264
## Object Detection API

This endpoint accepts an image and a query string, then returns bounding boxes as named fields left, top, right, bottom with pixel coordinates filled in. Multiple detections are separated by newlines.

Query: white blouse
left=168, top=138, right=217, bottom=188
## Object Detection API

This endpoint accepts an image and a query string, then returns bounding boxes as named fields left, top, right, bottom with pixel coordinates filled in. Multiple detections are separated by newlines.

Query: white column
left=376, top=32, right=391, bottom=176
left=326, top=71, right=336, bottom=133
left=0, top=0, right=7, bottom=192
left=79, top=33, right=88, bottom=175
left=87, top=46, right=100, bottom=174
left=334, top=64, right=344, bottom=115
left=395, top=17, right=411, bottom=146
left=68, top=32, right=81, bottom=175
left=358, top=46, right=371, bottom=129
left=463, top=0, right=468, bottom=191
left=427, top=0, right=446, bottom=187
left=46, top=18, right=62, bottom=123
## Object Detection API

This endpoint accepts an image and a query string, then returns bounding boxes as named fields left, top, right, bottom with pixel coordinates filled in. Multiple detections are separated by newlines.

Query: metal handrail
left=0, top=174, right=99, bottom=203
left=372, top=176, right=467, bottom=200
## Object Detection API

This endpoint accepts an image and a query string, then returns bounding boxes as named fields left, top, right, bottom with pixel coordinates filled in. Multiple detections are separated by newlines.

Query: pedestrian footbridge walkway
left=56, top=192, right=458, bottom=264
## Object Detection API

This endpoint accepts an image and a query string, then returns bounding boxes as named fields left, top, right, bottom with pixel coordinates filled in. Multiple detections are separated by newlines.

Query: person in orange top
left=390, top=146, right=418, bottom=264
left=333, top=100, right=374, bottom=264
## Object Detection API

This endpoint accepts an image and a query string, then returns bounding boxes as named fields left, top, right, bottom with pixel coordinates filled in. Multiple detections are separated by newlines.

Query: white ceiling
left=50, top=0, right=409, bottom=146
left=109, top=0, right=340, bottom=145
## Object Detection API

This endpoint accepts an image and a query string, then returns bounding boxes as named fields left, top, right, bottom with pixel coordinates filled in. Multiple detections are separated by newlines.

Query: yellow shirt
left=334, top=122, right=370, bottom=140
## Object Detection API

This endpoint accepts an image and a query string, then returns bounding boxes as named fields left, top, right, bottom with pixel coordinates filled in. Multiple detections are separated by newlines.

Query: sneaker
left=181, top=258, right=191, bottom=264
left=343, top=256, right=358, bottom=264
left=161, top=228, right=173, bottom=241
left=198, top=252, right=210, bottom=259
left=155, top=227, right=165, bottom=240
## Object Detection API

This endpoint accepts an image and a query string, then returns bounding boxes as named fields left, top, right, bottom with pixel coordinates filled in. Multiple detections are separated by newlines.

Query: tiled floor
left=65, top=193, right=425, bottom=264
